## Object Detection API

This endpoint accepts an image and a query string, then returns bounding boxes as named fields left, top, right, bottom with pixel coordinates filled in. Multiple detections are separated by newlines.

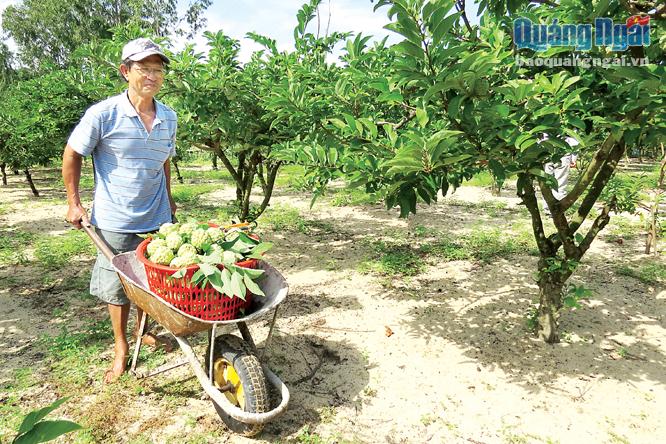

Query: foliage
left=164, top=0, right=352, bottom=221
left=1, top=0, right=212, bottom=68
left=0, top=69, right=90, bottom=190
left=11, top=397, right=81, bottom=444
left=286, top=0, right=665, bottom=342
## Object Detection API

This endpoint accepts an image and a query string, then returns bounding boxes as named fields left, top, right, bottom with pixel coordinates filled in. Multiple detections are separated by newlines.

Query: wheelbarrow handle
left=81, top=214, right=116, bottom=261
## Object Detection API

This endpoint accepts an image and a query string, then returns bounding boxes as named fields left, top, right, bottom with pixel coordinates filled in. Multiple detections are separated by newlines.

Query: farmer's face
left=121, top=55, right=165, bottom=98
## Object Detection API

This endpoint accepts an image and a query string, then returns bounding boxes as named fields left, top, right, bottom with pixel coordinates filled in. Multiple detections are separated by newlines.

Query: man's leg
left=543, top=162, right=555, bottom=214
left=132, top=306, right=173, bottom=352
left=105, top=302, right=131, bottom=383
left=553, top=164, right=570, bottom=201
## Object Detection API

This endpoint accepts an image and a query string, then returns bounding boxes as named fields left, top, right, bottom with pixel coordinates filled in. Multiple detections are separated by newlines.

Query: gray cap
left=121, top=38, right=169, bottom=64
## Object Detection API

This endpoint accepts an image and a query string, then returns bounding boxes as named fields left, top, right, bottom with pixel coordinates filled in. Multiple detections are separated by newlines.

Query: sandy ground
left=1, top=169, right=665, bottom=444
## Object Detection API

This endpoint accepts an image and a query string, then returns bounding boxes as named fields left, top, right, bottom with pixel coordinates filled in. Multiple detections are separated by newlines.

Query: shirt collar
left=120, top=90, right=164, bottom=125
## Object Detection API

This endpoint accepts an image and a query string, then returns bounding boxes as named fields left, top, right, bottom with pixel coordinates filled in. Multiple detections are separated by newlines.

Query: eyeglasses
left=132, top=65, right=166, bottom=78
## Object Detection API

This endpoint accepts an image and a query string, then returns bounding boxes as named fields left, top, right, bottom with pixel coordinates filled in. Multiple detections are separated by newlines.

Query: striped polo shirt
left=68, top=91, right=177, bottom=233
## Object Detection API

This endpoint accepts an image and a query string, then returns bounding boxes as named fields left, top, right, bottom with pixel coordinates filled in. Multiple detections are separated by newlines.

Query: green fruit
left=207, top=227, right=224, bottom=243
left=177, top=243, right=198, bottom=257
left=166, top=232, right=184, bottom=251
left=146, top=238, right=168, bottom=256
left=191, top=229, right=212, bottom=250
left=150, top=246, right=175, bottom=266
left=179, top=223, right=197, bottom=236
left=169, top=253, right=198, bottom=268
left=159, top=222, right=180, bottom=236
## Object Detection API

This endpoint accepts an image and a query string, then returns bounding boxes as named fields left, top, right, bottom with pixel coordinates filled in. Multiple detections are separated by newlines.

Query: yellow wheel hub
left=213, top=358, right=245, bottom=409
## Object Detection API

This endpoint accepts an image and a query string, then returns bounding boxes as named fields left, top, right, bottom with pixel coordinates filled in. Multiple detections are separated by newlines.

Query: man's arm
left=62, top=144, right=87, bottom=229
left=164, top=160, right=177, bottom=216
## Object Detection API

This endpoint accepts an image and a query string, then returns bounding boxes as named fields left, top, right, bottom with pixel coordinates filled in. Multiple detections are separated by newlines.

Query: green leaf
left=416, top=108, right=429, bottom=128
left=432, top=12, right=461, bottom=45
left=230, top=271, right=245, bottom=299
left=198, top=262, right=217, bottom=277
left=234, top=265, right=264, bottom=279
left=378, top=90, right=404, bottom=103
left=18, top=398, right=69, bottom=436
left=448, top=95, right=464, bottom=119
left=561, top=76, right=581, bottom=91
left=533, top=105, right=560, bottom=118
left=170, top=268, right=187, bottom=279
left=437, top=154, right=472, bottom=166
left=207, top=271, right=225, bottom=294
left=14, top=420, right=82, bottom=444
left=248, top=242, right=273, bottom=259
left=221, top=268, right=233, bottom=296
left=568, top=117, right=586, bottom=131
left=191, top=269, right=206, bottom=286
left=488, top=159, right=506, bottom=182
left=494, top=104, right=510, bottom=118
left=562, top=296, right=580, bottom=309
left=243, top=274, right=265, bottom=297
left=393, top=40, right=424, bottom=59
left=423, top=79, right=457, bottom=104
left=329, top=118, right=347, bottom=130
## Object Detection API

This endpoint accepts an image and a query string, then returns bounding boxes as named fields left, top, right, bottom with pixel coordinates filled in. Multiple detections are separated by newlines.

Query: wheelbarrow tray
left=112, top=252, right=288, bottom=337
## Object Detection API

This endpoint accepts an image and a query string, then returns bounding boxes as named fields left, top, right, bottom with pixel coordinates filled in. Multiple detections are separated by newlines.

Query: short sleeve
left=67, top=108, right=101, bottom=156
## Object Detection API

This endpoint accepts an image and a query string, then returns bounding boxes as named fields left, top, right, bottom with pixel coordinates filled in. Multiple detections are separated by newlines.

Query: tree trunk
left=1, top=163, right=6, bottom=186
left=212, top=154, right=218, bottom=170
left=537, top=270, right=564, bottom=343
left=25, top=168, right=39, bottom=197
left=646, top=149, right=666, bottom=254
left=172, top=159, right=184, bottom=184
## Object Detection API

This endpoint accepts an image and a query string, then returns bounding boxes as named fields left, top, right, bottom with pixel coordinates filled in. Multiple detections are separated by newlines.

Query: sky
left=1, top=0, right=479, bottom=63
left=181, top=0, right=401, bottom=62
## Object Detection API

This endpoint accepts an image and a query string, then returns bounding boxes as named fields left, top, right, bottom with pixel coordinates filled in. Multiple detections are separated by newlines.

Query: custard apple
left=159, top=222, right=180, bottom=236
left=178, top=222, right=197, bottom=236
left=177, top=243, right=198, bottom=257
left=169, top=253, right=198, bottom=268
left=165, top=232, right=184, bottom=251
left=191, top=229, right=212, bottom=250
left=150, top=246, right=174, bottom=266
left=146, top=238, right=168, bottom=256
left=207, top=227, right=224, bottom=243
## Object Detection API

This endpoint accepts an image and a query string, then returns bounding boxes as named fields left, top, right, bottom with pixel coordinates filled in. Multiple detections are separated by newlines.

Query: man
left=62, top=38, right=177, bottom=383
left=543, top=135, right=579, bottom=216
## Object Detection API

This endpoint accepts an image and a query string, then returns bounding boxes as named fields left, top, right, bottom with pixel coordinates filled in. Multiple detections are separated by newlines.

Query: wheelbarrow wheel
left=206, top=334, right=269, bottom=437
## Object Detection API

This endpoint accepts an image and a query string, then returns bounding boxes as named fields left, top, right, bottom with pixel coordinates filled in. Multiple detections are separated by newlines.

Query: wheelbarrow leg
left=130, top=311, right=147, bottom=373
left=237, top=322, right=257, bottom=353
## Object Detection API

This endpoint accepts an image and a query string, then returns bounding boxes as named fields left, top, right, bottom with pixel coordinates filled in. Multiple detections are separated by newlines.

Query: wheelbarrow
left=82, top=219, right=290, bottom=437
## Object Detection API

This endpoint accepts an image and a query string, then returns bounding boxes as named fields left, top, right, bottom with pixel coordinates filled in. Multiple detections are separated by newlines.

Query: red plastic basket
left=136, top=238, right=257, bottom=321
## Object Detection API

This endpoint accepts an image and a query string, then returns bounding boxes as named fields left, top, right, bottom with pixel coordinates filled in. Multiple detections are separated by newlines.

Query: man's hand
left=169, top=196, right=177, bottom=217
left=66, top=204, right=87, bottom=229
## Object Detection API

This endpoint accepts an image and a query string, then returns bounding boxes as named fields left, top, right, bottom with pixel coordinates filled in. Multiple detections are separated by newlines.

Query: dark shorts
left=90, top=228, right=144, bottom=305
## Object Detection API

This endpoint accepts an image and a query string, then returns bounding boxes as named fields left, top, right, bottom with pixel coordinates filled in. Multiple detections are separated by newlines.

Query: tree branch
left=538, top=178, right=579, bottom=258
left=577, top=203, right=612, bottom=258
left=559, top=134, right=616, bottom=210
left=455, top=0, right=474, bottom=35
left=517, top=174, right=553, bottom=256
left=569, top=140, right=625, bottom=233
